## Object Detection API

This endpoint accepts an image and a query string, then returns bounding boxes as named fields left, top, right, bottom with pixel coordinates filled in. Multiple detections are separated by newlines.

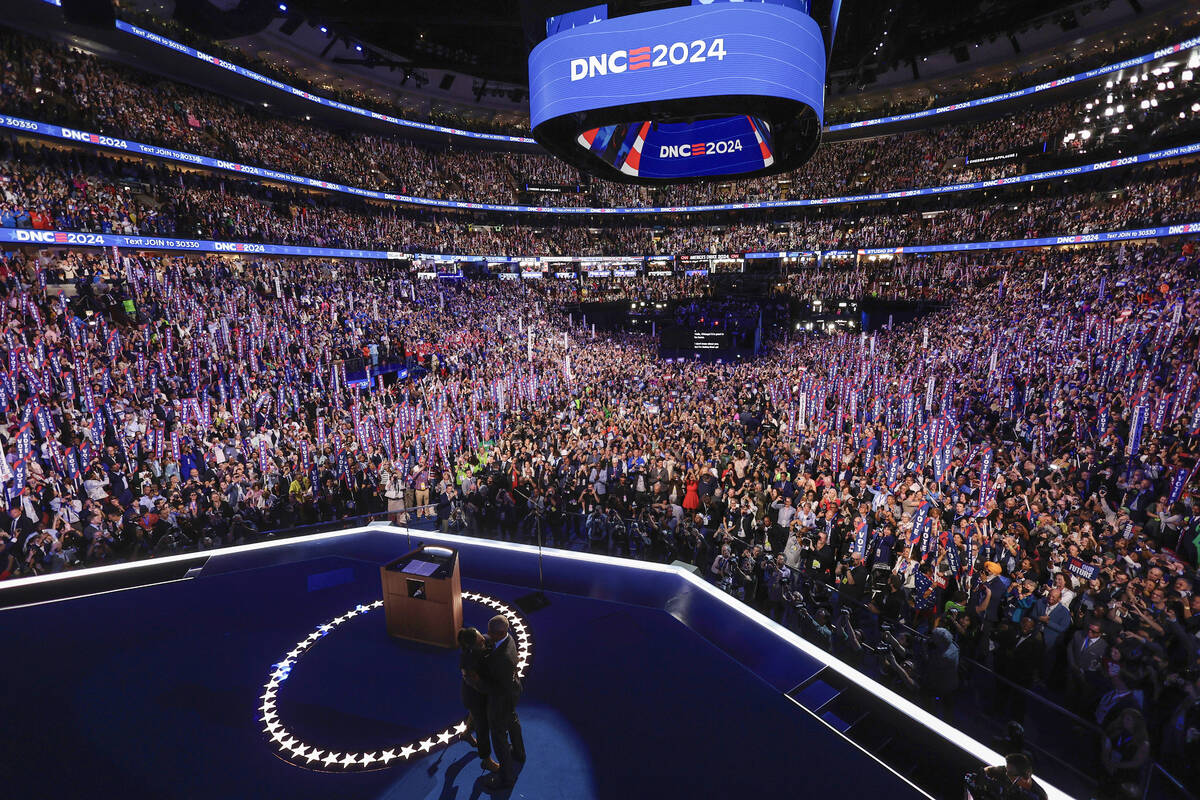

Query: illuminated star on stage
left=258, top=593, right=535, bottom=771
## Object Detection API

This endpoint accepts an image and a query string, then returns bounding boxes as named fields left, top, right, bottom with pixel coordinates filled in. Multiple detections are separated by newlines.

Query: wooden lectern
left=380, top=545, right=462, bottom=648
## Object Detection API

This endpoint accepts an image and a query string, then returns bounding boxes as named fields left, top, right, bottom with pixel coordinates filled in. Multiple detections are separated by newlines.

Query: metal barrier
left=1144, top=762, right=1199, bottom=800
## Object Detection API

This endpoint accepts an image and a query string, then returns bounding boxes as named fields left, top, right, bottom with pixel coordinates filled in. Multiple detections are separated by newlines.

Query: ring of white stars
left=259, top=591, right=533, bottom=771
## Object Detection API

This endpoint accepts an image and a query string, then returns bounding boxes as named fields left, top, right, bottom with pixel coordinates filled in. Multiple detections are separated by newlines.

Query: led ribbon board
left=528, top=2, right=825, bottom=183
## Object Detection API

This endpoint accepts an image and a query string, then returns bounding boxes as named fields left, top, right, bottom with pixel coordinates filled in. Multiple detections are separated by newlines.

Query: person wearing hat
left=973, top=561, right=1008, bottom=629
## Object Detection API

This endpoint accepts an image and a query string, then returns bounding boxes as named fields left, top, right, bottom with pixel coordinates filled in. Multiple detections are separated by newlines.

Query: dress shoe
left=480, top=757, right=501, bottom=773
left=512, top=750, right=526, bottom=763
left=483, top=775, right=513, bottom=791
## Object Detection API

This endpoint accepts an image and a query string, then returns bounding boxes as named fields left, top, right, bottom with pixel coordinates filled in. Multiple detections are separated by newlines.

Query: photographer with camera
left=763, top=553, right=793, bottom=623
left=966, top=753, right=1048, bottom=800
left=711, top=543, right=735, bottom=594
left=835, top=550, right=869, bottom=605
left=733, top=544, right=764, bottom=606
left=794, top=601, right=835, bottom=651
left=875, top=624, right=920, bottom=695
left=383, top=463, right=408, bottom=524
left=801, top=530, right=836, bottom=583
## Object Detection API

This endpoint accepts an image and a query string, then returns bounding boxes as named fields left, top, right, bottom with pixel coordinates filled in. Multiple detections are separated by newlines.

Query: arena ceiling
left=291, top=0, right=1089, bottom=85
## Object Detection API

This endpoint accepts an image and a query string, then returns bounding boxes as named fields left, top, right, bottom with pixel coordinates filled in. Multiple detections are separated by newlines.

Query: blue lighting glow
left=0, top=111, right=1192, bottom=217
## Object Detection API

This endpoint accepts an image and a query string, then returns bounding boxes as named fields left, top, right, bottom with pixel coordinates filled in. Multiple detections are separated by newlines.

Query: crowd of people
left=1, top=17, right=1199, bottom=797
left=2, top=139, right=1197, bottom=258
left=3, top=27, right=1199, bottom=211
left=2, top=236, right=1197, bottom=794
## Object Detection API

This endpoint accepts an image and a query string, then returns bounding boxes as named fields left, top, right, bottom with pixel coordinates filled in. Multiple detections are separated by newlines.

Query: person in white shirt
left=82, top=469, right=110, bottom=501
left=1053, top=572, right=1077, bottom=608
left=794, top=505, right=816, bottom=530
left=892, top=544, right=919, bottom=590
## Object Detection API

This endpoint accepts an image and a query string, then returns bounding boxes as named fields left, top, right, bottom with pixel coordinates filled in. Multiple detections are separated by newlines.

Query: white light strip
left=260, top=591, right=533, bottom=772
left=0, top=525, right=395, bottom=591
left=0, top=578, right=194, bottom=611
left=373, top=526, right=1074, bottom=800
left=5, top=523, right=1072, bottom=798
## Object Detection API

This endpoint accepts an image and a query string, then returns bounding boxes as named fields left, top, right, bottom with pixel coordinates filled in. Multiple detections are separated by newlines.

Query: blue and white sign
left=529, top=3, right=824, bottom=129
left=579, top=117, right=774, bottom=179
left=529, top=2, right=824, bottom=181
left=2, top=223, right=1195, bottom=263
left=96, top=4, right=1200, bottom=142
left=5, top=111, right=1195, bottom=215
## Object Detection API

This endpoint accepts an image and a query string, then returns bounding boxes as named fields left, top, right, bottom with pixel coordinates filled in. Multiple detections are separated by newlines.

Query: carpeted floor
left=0, top=553, right=927, bottom=799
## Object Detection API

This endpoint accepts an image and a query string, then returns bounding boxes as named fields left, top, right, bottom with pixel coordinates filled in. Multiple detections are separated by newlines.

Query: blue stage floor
left=0, top=550, right=928, bottom=799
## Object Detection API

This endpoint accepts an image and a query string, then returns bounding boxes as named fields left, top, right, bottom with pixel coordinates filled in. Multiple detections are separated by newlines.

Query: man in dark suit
left=1066, top=621, right=1108, bottom=709
left=458, top=627, right=499, bottom=774
left=480, top=615, right=525, bottom=790
left=7, top=505, right=36, bottom=551
left=995, top=616, right=1043, bottom=722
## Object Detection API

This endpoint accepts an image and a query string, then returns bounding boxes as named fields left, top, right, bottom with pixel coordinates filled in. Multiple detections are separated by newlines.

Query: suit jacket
left=1036, top=600, right=1072, bottom=649
left=1066, top=631, right=1108, bottom=673
left=460, top=648, right=489, bottom=709
left=998, top=628, right=1044, bottom=685
left=480, top=635, right=522, bottom=714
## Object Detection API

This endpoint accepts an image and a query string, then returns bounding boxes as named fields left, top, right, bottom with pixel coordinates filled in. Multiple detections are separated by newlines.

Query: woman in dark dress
left=458, top=627, right=499, bottom=772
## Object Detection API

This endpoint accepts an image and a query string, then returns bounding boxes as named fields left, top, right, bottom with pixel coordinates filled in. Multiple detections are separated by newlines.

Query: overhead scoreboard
left=529, top=0, right=832, bottom=184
